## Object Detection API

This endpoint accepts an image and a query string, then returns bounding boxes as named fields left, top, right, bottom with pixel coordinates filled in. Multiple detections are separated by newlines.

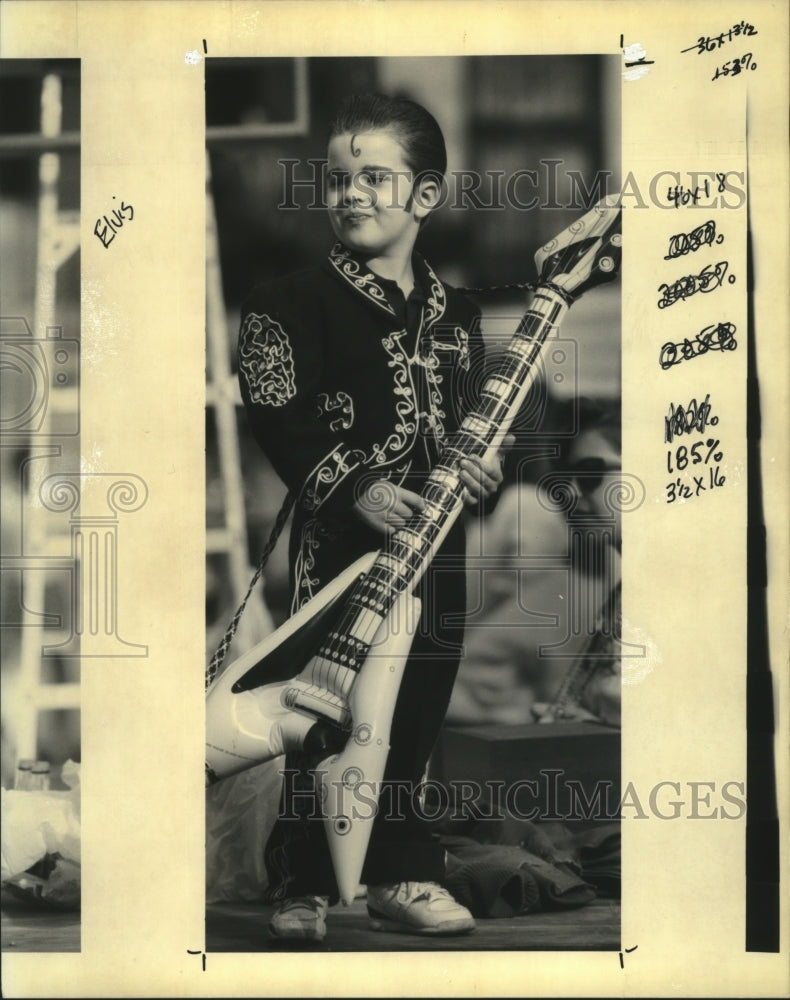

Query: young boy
left=238, top=93, right=509, bottom=941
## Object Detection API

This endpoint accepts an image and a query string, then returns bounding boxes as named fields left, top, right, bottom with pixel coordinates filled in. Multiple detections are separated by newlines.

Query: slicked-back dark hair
left=328, top=92, right=447, bottom=182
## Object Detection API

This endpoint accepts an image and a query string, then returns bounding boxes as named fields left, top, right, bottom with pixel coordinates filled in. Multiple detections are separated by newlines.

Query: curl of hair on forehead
left=328, top=93, right=447, bottom=181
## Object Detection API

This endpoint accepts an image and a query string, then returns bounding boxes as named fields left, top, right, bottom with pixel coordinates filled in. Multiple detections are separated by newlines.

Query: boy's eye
left=360, top=170, right=389, bottom=186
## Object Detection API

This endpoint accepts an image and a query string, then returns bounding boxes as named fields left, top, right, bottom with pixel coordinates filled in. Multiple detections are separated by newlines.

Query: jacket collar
left=325, top=243, right=446, bottom=326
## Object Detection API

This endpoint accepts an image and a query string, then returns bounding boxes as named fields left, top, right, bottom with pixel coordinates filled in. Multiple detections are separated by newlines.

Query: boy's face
left=326, top=130, right=435, bottom=261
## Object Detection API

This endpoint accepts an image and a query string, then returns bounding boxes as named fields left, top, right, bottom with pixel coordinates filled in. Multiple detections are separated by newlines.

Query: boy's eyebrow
left=327, top=164, right=402, bottom=175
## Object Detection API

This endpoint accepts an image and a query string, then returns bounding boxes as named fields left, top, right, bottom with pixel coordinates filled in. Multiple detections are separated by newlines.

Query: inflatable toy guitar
left=206, top=196, right=622, bottom=904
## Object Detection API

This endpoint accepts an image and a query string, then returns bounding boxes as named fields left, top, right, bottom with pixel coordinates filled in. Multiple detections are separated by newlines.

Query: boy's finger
left=462, top=460, right=497, bottom=489
left=458, top=468, right=480, bottom=493
left=396, top=487, right=426, bottom=510
left=460, top=458, right=486, bottom=484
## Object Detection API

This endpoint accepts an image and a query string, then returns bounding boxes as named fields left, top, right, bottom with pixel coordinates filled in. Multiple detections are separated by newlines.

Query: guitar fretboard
left=295, top=286, right=569, bottom=711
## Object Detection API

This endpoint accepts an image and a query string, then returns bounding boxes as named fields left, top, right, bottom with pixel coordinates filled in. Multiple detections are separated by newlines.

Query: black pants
left=264, top=547, right=466, bottom=904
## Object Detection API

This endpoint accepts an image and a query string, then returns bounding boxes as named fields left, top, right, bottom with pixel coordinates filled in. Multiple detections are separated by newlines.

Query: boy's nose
left=348, top=187, right=372, bottom=207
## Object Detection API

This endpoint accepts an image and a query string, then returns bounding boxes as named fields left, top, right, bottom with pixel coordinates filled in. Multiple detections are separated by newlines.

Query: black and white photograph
left=203, top=54, right=624, bottom=953
left=1, top=57, right=82, bottom=953
left=0, top=2, right=787, bottom=997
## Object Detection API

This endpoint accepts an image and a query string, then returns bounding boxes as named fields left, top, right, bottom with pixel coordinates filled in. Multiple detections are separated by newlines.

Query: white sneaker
left=367, top=881, right=476, bottom=936
left=268, top=895, right=329, bottom=942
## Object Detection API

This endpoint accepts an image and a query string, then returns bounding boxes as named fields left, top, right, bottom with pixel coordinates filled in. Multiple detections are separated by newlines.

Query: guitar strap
left=457, top=279, right=536, bottom=297
left=205, top=490, right=295, bottom=691
left=546, top=578, right=622, bottom=721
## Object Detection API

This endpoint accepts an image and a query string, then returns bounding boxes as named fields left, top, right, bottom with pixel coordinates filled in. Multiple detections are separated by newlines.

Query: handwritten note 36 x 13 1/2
left=680, top=19, right=759, bottom=81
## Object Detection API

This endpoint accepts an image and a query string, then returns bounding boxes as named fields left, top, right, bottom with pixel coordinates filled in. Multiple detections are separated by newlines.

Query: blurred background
left=0, top=59, right=81, bottom=791
left=205, top=55, right=622, bottom=727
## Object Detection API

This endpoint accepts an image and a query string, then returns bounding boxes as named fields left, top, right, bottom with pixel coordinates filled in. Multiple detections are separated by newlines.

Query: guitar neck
left=386, top=284, right=569, bottom=592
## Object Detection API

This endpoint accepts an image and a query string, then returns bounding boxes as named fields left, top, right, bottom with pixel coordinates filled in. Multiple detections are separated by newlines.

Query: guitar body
left=206, top=549, right=418, bottom=903
left=206, top=551, right=379, bottom=783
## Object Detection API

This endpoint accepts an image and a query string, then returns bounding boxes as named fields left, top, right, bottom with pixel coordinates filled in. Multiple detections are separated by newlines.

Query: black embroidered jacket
left=238, top=244, right=485, bottom=618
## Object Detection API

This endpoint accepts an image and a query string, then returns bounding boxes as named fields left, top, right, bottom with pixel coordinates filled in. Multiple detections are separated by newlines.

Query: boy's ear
left=412, top=172, right=443, bottom=221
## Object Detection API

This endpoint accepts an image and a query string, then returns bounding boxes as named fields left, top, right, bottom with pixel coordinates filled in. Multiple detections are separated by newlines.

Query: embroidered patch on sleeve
left=239, top=312, right=297, bottom=407
left=316, top=391, right=355, bottom=431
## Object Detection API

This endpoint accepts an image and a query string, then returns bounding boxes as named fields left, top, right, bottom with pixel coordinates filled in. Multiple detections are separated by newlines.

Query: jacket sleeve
left=237, top=282, right=369, bottom=516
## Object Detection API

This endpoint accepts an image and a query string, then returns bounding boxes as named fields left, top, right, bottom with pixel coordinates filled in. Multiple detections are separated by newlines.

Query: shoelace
left=278, top=896, right=326, bottom=914
left=397, top=881, right=449, bottom=905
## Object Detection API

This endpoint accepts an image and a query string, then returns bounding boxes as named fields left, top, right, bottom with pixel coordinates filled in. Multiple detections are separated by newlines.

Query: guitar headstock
left=534, top=195, right=622, bottom=302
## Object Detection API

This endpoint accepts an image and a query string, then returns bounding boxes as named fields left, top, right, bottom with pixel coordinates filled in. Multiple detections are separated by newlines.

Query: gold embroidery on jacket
left=239, top=312, right=297, bottom=407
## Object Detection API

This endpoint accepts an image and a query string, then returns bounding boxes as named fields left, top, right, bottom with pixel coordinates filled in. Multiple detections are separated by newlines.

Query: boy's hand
left=353, top=433, right=515, bottom=532
left=459, top=433, right=515, bottom=506
left=353, top=480, right=426, bottom=535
